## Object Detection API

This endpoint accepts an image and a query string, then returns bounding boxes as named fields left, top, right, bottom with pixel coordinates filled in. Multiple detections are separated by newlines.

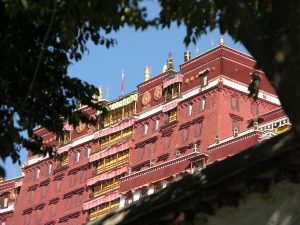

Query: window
left=69, top=173, right=76, bottom=187
left=46, top=164, right=52, bottom=176
left=0, top=195, right=8, bottom=209
left=187, top=104, right=193, bottom=116
left=166, top=109, right=177, bottom=123
left=195, top=122, right=202, bottom=137
left=164, top=135, right=172, bottom=150
left=65, top=197, right=72, bottom=210
left=215, top=135, right=220, bottom=144
left=138, top=146, right=145, bottom=162
left=56, top=179, right=62, bottom=193
left=250, top=102, right=259, bottom=116
left=28, top=190, right=35, bottom=203
left=175, top=150, right=180, bottom=158
left=75, top=151, right=80, bottom=164
left=85, top=147, right=91, bottom=158
left=80, top=170, right=87, bottom=183
left=192, top=143, right=199, bottom=152
left=24, top=214, right=31, bottom=225
left=182, top=128, right=189, bottom=143
left=76, top=194, right=82, bottom=206
left=232, top=119, right=240, bottom=137
left=50, top=203, right=57, bottom=216
left=231, top=96, right=239, bottom=111
left=35, top=209, right=43, bottom=225
left=35, top=168, right=40, bottom=180
left=153, top=119, right=159, bottom=132
left=199, top=98, right=206, bottom=112
left=200, top=71, right=209, bottom=87
left=143, top=124, right=148, bottom=136
left=165, top=83, right=180, bottom=101
left=40, top=186, right=47, bottom=199
left=125, top=197, right=133, bottom=206
left=60, top=131, right=71, bottom=145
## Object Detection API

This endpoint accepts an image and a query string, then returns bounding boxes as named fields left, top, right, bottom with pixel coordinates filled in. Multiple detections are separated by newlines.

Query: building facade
left=5, top=43, right=290, bottom=224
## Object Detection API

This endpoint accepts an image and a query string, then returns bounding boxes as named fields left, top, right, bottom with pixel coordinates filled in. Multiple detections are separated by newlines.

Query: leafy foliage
left=0, top=0, right=153, bottom=172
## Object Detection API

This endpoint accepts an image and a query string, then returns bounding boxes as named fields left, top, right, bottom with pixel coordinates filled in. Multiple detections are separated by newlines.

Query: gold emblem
left=154, top=86, right=162, bottom=100
left=142, top=91, right=151, bottom=106
left=76, top=121, right=86, bottom=133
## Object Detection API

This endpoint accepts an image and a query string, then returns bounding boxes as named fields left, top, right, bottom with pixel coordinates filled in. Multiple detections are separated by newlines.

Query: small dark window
left=199, top=98, right=206, bottom=112
left=143, top=124, right=148, bottom=136
left=69, top=174, right=76, bottom=187
left=187, top=104, right=193, bottom=117
left=200, top=73, right=208, bottom=87
left=0, top=195, right=8, bottom=209
left=40, top=186, right=47, bottom=199
left=138, top=146, right=145, bottom=162
left=85, top=148, right=91, bottom=158
left=232, top=119, right=240, bottom=134
left=153, top=120, right=159, bottom=132
left=231, top=96, right=239, bottom=111
left=80, top=170, right=87, bottom=183
left=164, top=135, right=172, bottom=150
left=56, top=180, right=62, bottom=193
left=27, top=190, right=35, bottom=203
left=182, top=128, right=189, bottom=143
left=195, top=122, right=202, bottom=137
left=50, top=203, right=57, bottom=217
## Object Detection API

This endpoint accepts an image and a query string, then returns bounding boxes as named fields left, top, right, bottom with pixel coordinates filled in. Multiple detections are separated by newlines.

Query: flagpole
left=121, top=70, right=125, bottom=96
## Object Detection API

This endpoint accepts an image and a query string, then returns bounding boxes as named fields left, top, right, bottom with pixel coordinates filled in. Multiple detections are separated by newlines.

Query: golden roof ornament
left=162, top=64, right=168, bottom=73
left=220, top=35, right=224, bottom=46
left=144, top=66, right=151, bottom=81
left=98, top=86, right=103, bottom=101
left=167, top=53, right=174, bottom=70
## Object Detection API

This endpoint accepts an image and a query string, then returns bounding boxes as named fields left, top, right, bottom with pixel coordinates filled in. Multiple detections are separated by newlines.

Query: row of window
left=100, top=127, right=133, bottom=150
left=92, top=176, right=121, bottom=198
left=141, top=99, right=206, bottom=137
left=89, top=199, right=119, bottom=221
left=136, top=122, right=202, bottom=165
left=231, top=96, right=260, bottom=116
left=96, top=151, right=129, bottom=174
left=28, top=170, right=87, bottom=203
left=24, top=194, right=82, bottom=225
left=31, top=148, right=91, bottom=182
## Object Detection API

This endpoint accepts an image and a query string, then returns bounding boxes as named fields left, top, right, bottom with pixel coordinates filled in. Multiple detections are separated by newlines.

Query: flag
left=121, top=70, right=125, bottom=96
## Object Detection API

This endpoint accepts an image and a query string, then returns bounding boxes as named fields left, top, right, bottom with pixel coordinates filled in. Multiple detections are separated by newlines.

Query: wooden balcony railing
left=100, top=134, right=132, bottom=151
left=89, top=205, right=119, bottom=221
left=92, top=182, right=120, bottom=199
left=93, top=158, right=128, bottom=177
left=105, top=158, right=128, bottom=171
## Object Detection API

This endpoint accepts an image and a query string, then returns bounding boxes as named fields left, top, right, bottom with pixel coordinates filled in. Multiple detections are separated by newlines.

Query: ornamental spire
left=220, top=35, right=224, bottom=46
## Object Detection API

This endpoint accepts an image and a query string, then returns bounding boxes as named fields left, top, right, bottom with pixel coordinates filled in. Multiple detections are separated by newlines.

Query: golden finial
left=98, top=86, right=103, bottom=101
left=162, top=64, right=168, bottom=73
left=144, top=66, right=151, bottom=81
left=220, top=35, right=224, bottom=46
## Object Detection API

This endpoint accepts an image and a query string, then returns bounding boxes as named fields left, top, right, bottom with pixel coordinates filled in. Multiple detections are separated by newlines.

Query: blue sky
left=1, top=4, right=248, bottom=179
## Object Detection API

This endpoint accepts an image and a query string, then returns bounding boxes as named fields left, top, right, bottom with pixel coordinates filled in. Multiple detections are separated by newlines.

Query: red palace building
left=2, top=41, right=291, bottom=225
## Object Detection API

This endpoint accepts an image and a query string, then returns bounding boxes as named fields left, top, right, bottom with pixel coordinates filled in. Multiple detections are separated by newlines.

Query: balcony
left=89, top=205, right=119, bottom=221
left=105, top=158, right=129, bottom=171
left=100, top=133, right=132, bottom=151
left=93, top=158, right=129, bottom=177
left=91, top=182, right=120, bottom=199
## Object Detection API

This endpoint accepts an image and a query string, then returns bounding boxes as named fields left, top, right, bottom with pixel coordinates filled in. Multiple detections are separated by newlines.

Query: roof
left=87, top=130, right=300, bottom=225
